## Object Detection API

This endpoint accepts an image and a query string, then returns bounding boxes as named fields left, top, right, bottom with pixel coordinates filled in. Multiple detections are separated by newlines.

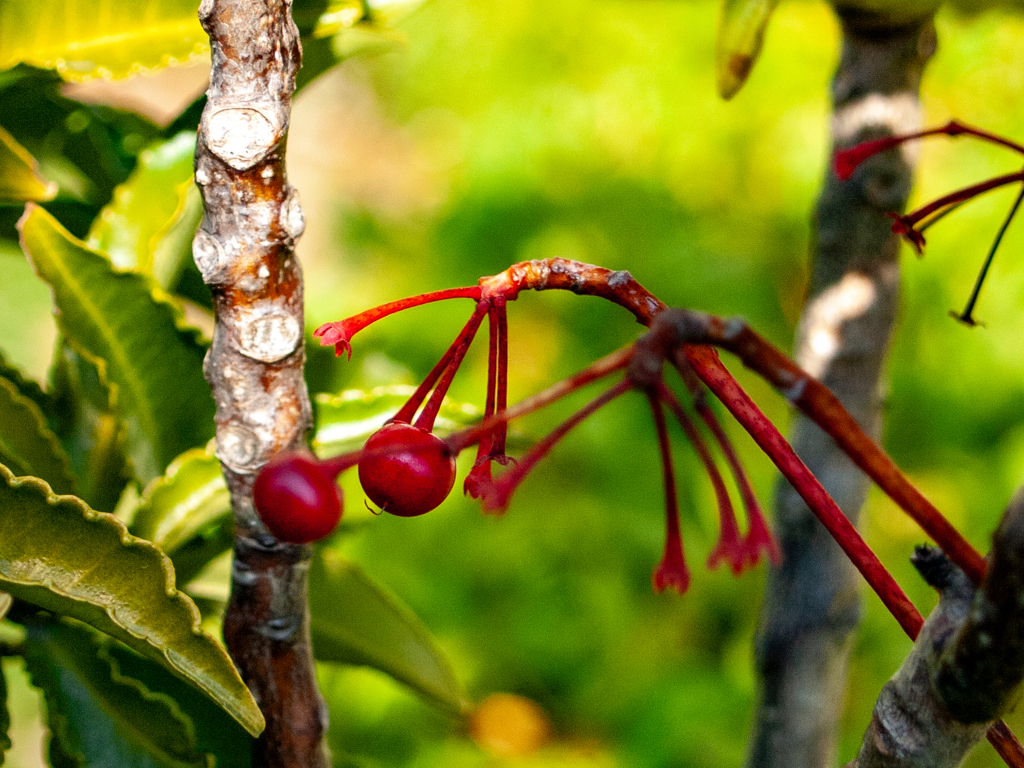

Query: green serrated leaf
left=101, top=628, right=254, bottom=768
left=0, top=124, right=55, bottom=203
left=0, top=649, right=9, bottom=766
left=0, top=464, right=264, bottom=737
left=313, top=386, right=481, bottom=457
left=132, top=445, right=233, bottom=586
left=87, top=132, right=198, bottom=280
left=0, top=0, right=209, bottom=81
left=19, top=205, right=215, bottom=484
left=715, top=0, right=779, bottom=100
left=49, top=346, right=133, bottom=514
left=0, top=348, right=53, bottom=423
left=309, top=549, right=467, bottom=714
left=0, top=377, right=75, bottom=495
left=24, top=618, right=209, bottom=768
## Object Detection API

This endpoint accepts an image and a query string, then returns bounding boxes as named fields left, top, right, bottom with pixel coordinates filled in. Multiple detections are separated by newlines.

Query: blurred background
left=3, top=0, right=1024, bottom=765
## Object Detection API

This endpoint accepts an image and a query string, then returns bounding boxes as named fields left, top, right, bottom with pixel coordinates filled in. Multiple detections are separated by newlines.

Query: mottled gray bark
left=746, top=12, right=936, bottom=767
left=848, top=487, right=1024, bottom=768
left=194, top=0, right=327, bottom=766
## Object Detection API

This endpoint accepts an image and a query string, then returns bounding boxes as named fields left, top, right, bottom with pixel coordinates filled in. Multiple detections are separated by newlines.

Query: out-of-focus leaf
left=309, top=549, right=467, bottom=714
left=715, top=0, right=779, bottom=100
left=48, top=347, right=132, bottom=514
left=87, top=132, right=198, bottom=282
left=314, top=0, right=427, bottom=38
left=19, top=205, right=214, bottom=484
left=24, top=618, right=210, bottom=768
left=0, top=124, right=55, bottom=203
left=0, top=348, right=53, bottom=423
left=0, top=645, right=8, bottom=765
left=0, top=376, right=75, bottom=495
left=313, top=386, right=480, bottom=457
left=132, top=445, right=233, bottom=586
left=291, top=0, right=428, bottom=88
left=0, top=0, right=208, bottom=81
left=101, top=628, right=255, bottom=768
left=0, top=464, right=264, bottom=737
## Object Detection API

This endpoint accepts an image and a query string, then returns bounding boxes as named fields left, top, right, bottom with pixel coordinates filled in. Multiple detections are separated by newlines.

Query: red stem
left=685, top=346, right=924, bottom=638
left=414, top=300, right=489, bottom=431
left=656, top=382, right=745, bottom=575
left=647, top=392, right=691, bottom=594
left=481, top=379, right=633, bottom=513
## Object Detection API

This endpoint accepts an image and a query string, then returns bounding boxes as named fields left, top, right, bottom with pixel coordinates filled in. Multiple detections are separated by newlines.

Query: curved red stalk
left=313, top=286, right=481, bottom=358
left=647, top=392, right=691, bottom=594
left=656, top=382, right=745, bottom=576
left=833, top=120, right=1024, bottom=181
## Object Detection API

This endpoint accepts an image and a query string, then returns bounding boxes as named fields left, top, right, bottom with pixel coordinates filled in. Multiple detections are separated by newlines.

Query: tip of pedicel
left=652, top=562, right=691, bottom=595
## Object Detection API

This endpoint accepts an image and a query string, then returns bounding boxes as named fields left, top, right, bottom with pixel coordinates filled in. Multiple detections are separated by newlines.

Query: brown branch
left=194, top=1, right=326, bottom=766
left=848, top=487, right=1024, bottom=768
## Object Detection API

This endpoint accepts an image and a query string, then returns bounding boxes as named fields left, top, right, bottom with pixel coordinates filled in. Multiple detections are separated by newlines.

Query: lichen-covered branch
left=746, top=11, right=937, bottom=767
left=193, top=0, right=325, bottom=765
left=848, top=487, right=1024, bottom=768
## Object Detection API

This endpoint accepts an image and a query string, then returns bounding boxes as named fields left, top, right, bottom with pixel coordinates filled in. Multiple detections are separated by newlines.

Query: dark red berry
left=253, top=451, right=343, bottom=543
left=358, top=422, right=456, bottom=517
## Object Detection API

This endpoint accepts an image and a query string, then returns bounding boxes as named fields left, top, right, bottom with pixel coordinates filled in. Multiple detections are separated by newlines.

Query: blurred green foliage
left=4, top=0, right=1024, bottom=766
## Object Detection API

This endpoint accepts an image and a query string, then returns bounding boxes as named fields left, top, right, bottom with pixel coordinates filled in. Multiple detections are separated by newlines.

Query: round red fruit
left=359, top=422, right=456, bottom=517
left=253, top=451, right=343, bottom=543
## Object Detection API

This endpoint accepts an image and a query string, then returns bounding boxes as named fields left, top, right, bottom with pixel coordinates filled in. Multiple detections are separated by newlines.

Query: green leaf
left=49, top=347, right=132, bottom=514
left=24, top=618, right=211, bottom=768
left=0, top=348, right=54, bottom=426
left=0, top=648, right=9, bottom=766
left=715, top=0, right=779, bottom=100
left=132, top=445, right=233, bottom=586
left=313, top=386, right=481, bottom=457
left=0, top=464, right=264, bottom=736
left=87, top=132, right=199, bottom=285
left=309, top=549, right=467, bottom=714
left=19, top=205, right=214, bottom=484
left=0, top=124, right=55, bottom=203
left=0, top=376, right=75, bottom=495
left=0, top=0, right=208, bottom=81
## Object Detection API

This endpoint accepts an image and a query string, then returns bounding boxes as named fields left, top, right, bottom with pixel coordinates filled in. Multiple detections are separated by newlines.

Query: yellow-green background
left=3, top=1, right=1024, bottom=766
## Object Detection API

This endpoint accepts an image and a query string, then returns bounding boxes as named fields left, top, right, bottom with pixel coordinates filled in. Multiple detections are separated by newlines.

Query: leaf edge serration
left=0, top=463, right=263, bottom=737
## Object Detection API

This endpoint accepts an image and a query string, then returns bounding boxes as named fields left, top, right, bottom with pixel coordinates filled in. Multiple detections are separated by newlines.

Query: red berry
left=358, top=422, right=456, bottom=517
left=253, top=451, right=343, bottom=543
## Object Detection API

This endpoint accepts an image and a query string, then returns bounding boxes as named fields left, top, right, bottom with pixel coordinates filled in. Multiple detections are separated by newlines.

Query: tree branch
left=849, top=486, right=1024, bottom=767
left=194, top=0, right=326, bottom=765
left=746, top=11, right=937, bottom=767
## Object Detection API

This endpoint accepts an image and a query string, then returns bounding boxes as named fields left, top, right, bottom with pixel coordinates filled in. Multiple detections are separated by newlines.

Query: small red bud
left=253, top=451, right=343, bottom=544
left=359, top=422, right=457, bottom=517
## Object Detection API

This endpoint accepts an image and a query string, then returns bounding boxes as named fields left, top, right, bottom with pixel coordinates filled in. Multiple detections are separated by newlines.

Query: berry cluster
left=254, top=260, right=782, bottom=594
